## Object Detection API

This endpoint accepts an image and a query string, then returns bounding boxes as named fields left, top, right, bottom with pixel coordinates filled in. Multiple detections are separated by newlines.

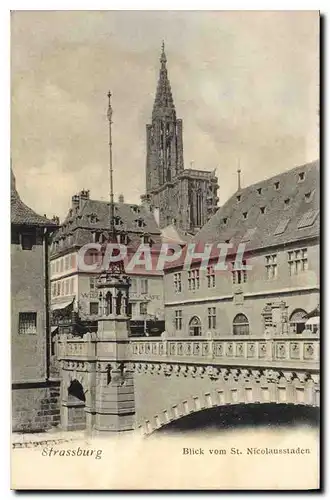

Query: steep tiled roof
left=195, top=160, right=319, bottom=252
left=161, top=224, right=194, bottom=245
left=11, top=168, right=57, bottom=227
left=51, top=195, right=162, bottom=256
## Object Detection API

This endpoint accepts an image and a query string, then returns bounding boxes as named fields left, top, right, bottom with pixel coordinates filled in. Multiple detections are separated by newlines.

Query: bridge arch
left=136, top=368, right=319, bottom=435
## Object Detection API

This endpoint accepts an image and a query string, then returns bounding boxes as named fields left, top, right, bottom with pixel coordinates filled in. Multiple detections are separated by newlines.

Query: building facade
left=11, top=168, right=60, bottom=431
left=49, top=190, right=165, bottom=336
left=145, top=44, right=219, bottom=233
left=163, top=160, right=320, bottom=337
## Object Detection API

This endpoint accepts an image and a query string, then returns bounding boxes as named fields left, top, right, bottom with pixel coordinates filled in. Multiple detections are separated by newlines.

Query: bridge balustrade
left=129, top=334, right=319, bottom=370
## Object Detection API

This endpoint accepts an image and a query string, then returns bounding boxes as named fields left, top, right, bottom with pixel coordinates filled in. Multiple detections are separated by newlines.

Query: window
left=21, top=231, right=36, bottom=250
left=297, top=210, right=319, bottom=229
left=52, top=283, right=56, bottom=297
left=208, top=307, right=216, bottom=329
left=136, top=218, right=146, bottom=228
left=60, top=259, right=64, bottom=273
left=274, top=181, right=280, bottom=190
left=289, top=309, right=307, bottom=334
left=243, top=212, right=248, bottom=219
left=56, top=282, right=60, bottom=296
left=207, top=266, right=216, bottom=288
left=222, top=217, right=228, bottom=225
left=175, top=310, right=182, bottom=330
left=141, top=279, right=148, bottom=295
left=130, top=278, right=137, bottom=293
left=140, top=302, right=148, bottom=316
left=141, top=234, right=151, bottom=244
left=233, top=313, right=249, bottom=335
left=257, top=188, right=262, bottom=195
left=232, top=261, right=247, bottom=284
left=274, top=218, right=290, bottom=236
left=236, top=195, right=241, bottom=202
left=188, top=269, right=200, bottom=290
left=89, top=302, right=99, bottom=315
left=189, top=316, right=202, bottom=336
left=260, top=206, right=266, bottom=214
left=174, top=273, right=182, bottom=293
left=19, top=312, right=37, bottom=335
left=298, top=172, right=305, bottom=182
left=70, top=254, right=76, bottom=269
left=130, top=303, right=137, bottom=317
left=65, top=280, right=69, bottom=295
left=56, top=260, right=59, bottom=273
left=265, top=254, right=277, bottom=280
left=90, top=214, right=98, bottom=224
left=69, top=278, right=74, bottom=295
left=89, top=277, right=97, bottom=291
left=288, top=248, right=308, bottom=275
left=284, top=198, right=290, bottom=206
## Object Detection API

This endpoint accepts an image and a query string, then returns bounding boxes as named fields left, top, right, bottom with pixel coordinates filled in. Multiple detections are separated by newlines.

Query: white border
left=1, top=3, right=327, bottom=498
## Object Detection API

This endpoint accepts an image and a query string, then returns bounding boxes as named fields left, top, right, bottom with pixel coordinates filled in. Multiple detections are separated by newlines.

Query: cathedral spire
left=152, top=42, right=175, bottom=119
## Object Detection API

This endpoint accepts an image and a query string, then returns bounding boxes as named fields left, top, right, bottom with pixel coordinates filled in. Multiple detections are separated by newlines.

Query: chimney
left=118, top=193, right=124, bottom=203
left=52, top=215, right=60, bottom=225
left=79, top=189, right=90, bottom=201
left=72, top=194, right=80, bottom=210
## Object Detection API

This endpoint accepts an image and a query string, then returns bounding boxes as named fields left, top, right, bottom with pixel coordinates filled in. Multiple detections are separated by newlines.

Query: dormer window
left=118, top=233, right=129, bottom=245
left=114, top=216, right=123, bottom=226
left=257, top=188, right=262, bottom=195
left=141, top=234, right=151, bottom=244
left=305, top=190, right=315, bottom=203
left=284, top=198, right=290, bottom=206
left=260, top=206, right=266, bottom=214
left=236, top=195, right=241, bottom=202
left=131, top=205, right=140, bottom=214
left=93, top=231, right=105, bottom=243
left=298, top=172, right=305, bottom=182
left=274, top=181, right=280, bottom=190
left=135, top=218, right=146, bottom=228
left=243, top=212, right=248, bottom=220
left=89, top=213, right=98, bottom=224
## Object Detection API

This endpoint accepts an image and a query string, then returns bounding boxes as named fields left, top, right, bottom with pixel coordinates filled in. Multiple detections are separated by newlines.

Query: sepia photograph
left=10, top=9, right=320, bottom=490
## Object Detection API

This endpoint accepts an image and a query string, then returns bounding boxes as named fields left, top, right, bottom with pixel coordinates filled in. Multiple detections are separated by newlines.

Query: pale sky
left=11, top=10, right=319, bottom=221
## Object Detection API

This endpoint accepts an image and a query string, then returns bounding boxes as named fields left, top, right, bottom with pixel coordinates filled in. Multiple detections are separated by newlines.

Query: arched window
left=116, top=291, right=123, bottom=316
left=68, top=380, right=85, bottom=403
left=289, top=309, right=307, bottom=334
left=106, top=291, right=112, bottom=315
left=233, top=314, right=249, bottom=335
left=189, top=316, right=202, bottom=337
left=196, top=189, right=203, bottom=227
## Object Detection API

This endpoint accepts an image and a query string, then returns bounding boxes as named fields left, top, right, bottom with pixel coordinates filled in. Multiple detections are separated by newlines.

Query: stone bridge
left=56, top=333, right=319, bottom=435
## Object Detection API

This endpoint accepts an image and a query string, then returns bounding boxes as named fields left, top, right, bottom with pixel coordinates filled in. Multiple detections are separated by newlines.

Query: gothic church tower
left=145, top=44, right=219, bottom=233
left=146, top=42, right=184, bottom=194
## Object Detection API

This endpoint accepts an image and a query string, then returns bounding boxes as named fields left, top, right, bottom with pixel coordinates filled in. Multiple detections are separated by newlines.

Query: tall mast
left=107, top=91, right=115, bottom=239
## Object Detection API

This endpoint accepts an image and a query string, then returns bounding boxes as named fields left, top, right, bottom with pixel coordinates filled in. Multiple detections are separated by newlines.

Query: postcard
left=11, top=10, right=320, bottom=490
